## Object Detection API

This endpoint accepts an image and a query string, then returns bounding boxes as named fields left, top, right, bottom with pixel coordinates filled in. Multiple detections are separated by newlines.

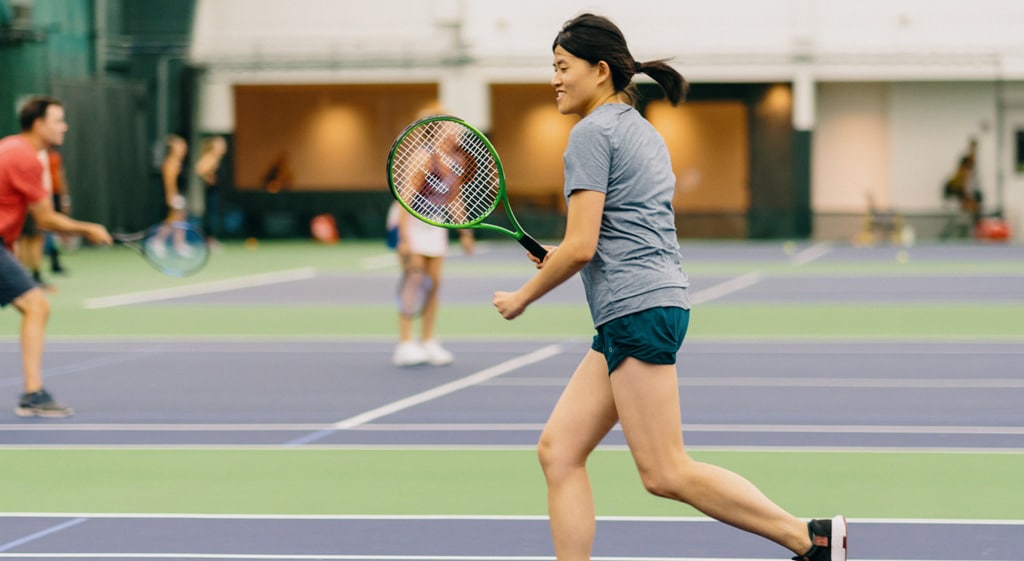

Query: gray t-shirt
left=563, top=103, right=690, bottom=328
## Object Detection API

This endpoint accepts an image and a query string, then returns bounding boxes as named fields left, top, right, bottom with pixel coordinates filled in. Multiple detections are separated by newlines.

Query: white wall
left=191, top=0, right=1024, bottom=81
left=887, top=82, right=997, bottom=212
left=814, top=82, right=1000, bottom=214
left=1000, top=84, right=1024, bottom=240
left=189, top=0, right=1024, bottom=238
left=813, top=83, right=890, bottom=212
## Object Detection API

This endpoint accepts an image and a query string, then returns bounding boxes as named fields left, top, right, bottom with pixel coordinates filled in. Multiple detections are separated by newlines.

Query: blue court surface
left=0, top=240, right=1021, bottom=560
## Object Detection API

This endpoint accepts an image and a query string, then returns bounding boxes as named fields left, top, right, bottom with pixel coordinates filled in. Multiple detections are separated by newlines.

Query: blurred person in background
left=0, top=96, right=112, bottom=417
left=44, top=148, right=72, bottom=275
left=147, top=134, right=190, bottom=257
left=161, top=134, right=188, bottom=221
left=195, top=135, right=227, bottom=248
left=944, top=137, right=983, bottom=225
left=388, top=199, right=474, bottom=367
left=389, top=109, right=475, bottom=366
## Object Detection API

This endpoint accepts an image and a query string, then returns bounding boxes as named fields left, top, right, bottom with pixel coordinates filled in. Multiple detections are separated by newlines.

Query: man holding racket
left=0, top=96, right=112, bottom=417
left=492, top=14, right=846, bottom=561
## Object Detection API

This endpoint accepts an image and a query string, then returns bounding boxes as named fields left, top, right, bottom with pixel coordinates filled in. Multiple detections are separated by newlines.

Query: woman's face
left=169, top=138, right=187, bottom=158
left=551, top=45, right=605, bottom=117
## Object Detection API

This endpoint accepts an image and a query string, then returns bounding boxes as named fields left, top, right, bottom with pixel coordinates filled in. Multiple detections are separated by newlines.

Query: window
left=1016, top=128, right=1024, bottom=174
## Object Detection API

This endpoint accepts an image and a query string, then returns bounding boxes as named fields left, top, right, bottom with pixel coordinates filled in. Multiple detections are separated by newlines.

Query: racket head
left=386, top=115, right=504, bottom=229
left=120, top=221, right=209, bottom=277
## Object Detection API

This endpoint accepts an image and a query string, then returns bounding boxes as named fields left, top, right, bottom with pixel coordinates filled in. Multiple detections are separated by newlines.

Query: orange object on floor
left=310, top=214, right=339, bottom=243
left=974, top=218, right=1010, bottom=241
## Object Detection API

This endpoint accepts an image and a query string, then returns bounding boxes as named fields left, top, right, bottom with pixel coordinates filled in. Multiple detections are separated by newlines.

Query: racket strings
left=391, top=120, right=500, bottom=226
left=397, top=267, right=432, bottom=318
left=141, top=222, right=209, bottom=277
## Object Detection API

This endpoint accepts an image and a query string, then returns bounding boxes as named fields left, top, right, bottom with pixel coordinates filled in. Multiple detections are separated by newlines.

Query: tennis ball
left=245, top=237, right=259, bottom=250
left=896, top=250, right=909, bottom=264
left=782, top=241, right=797, bottom=255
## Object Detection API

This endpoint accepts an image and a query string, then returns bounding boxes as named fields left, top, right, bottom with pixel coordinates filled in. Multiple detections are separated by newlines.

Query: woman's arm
left=493, top=189, right=604, bottom=320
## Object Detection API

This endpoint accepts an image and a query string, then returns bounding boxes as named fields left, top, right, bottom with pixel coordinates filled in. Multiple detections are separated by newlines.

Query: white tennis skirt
left=406, top=218, right=449, bottom=257
left=388, top=203, right=448, bottom=258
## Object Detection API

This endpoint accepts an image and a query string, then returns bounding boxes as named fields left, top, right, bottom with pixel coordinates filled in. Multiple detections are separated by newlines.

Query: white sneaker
left=146, top=238, right=167, bottom=259
left=421, top=339, right=454, bottom=366
left=174, top=242, right=194, bottom=258
left=393, top=341, right=429, bottom=366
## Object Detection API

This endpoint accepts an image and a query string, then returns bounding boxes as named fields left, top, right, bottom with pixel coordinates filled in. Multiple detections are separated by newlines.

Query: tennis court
left=0, top=239, right=1021, bottom=560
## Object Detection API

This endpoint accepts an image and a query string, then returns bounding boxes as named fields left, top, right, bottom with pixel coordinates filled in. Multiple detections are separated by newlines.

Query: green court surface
left=3, top=240, right=1023, bottom=340
left=1, top=448, right=1022, bottom=519
left=1, top=239, right=1021, bottom=526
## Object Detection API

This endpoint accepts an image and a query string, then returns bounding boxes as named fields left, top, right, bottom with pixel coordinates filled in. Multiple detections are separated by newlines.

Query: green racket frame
left=386, top=115, right=547, bottom=260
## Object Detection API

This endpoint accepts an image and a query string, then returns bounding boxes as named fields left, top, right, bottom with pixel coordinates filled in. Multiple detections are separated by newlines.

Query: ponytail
left=636, top=59, right=689, bottom=106
left=554, top=14, right=688, bottom=107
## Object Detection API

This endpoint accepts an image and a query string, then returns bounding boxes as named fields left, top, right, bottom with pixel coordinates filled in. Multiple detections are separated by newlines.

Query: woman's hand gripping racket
left=386, top=115, right=547, bottom=261
left=114, top=221, right=209, bottom=277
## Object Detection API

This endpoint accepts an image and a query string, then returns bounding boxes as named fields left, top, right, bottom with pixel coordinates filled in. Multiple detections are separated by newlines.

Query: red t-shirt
left=48, top=149, right=64, bottom=196
left=0, top=135, right=48, bottom=249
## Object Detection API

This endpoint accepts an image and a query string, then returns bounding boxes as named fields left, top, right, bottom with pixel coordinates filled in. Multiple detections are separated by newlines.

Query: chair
left=939, top=184, right=974, bottom=240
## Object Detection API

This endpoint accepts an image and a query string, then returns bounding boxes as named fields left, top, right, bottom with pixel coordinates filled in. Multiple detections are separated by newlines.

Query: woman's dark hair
left=18, top=96, right=62, bottom=132
left=553, top=13, right=688, bottom=106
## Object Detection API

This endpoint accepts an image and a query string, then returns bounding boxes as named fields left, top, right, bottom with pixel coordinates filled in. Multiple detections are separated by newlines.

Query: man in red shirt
left=0, top=96, right=112, bottom=417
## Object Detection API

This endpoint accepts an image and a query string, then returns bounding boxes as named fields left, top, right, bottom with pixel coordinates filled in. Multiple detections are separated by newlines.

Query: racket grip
left=517, top=234, right=548, bottom=261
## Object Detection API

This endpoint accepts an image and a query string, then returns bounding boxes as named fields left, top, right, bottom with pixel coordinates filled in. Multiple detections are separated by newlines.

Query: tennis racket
left=396, top=265, right=433, bottom=318
left=386, top=115, right=547, bottom=261
left=114, top=221, right=209, bottom=277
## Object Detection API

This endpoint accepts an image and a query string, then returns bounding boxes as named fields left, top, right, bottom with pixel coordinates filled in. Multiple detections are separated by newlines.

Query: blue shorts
left=591, top=306, right=690, bottom=375
left=0, top=248, right=35, bottom=307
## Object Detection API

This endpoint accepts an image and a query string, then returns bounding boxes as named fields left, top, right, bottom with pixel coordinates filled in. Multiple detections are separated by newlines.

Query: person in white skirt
left=388, top=200, right=473, bottom=366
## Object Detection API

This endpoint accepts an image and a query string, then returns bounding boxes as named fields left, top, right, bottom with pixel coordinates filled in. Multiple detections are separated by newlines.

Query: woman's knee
left=635, top=453, right=696, bottom=500
left=14, top=289, right=50, bottom=318
left=537, top=432, right=587, bottom=479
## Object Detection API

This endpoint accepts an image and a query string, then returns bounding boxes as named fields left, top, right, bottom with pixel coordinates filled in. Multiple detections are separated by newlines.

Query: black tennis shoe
left=792, top=515, right=847, bottom=561
left=15, top=388, right=73, bottom=418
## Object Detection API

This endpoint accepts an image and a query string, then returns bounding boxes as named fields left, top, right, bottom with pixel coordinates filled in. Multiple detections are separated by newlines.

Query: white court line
left=83, top=268, right=318, bottom=309
left=285, top=344, right=564, bottom=445
left=0, top=552, right=770, bottom=556
left=331, top=344, right=563, bottom=431
left=0, top=517, right=87, bottom=552
left=350, top=423, right=1024, bottom=435
left=690, top=272, right=762, bottom=305
left=4, top=513, right=1024, bottom=524
left=789, top=241, right=833, bottom=266
left=0, top=422, right=1021, bottom=436
left=687, top=242, right=829, bottom=306
left=0, top=516, right=1015, bottom=561
left=0, top=423, right=329, bottom=431
left=0, top=444, right=1019, bottom=454
left=0, top=554, right=998, bottom=561
left=488, top=376, right=1024, bottom=388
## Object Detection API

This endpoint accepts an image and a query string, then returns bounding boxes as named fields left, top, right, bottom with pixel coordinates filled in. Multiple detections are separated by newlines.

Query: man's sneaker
left=174, top=242, right=195, bottom=258
left=393, top=341, right=429, bottom=367
left=146, top=238, right=167, bottom=259
left=792, top=516, right=846, bottom=561
left=15, top=389, right=74, bottom=418
left=421, top=339, right=454, bottom=366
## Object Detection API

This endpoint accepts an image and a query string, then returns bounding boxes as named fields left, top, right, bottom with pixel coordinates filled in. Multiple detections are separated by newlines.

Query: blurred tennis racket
left=386, top=115, right=547, bottom=261
left=114, top=221, right=209, bottom=277
left=396, top=265, right=432, bottom=318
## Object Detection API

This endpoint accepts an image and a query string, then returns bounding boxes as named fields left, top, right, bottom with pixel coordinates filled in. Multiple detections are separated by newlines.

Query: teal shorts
left=591, top=306, right=690, bottom=375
